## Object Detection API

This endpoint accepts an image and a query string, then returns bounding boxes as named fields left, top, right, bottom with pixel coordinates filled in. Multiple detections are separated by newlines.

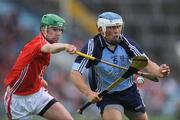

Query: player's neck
left=105, top=41, right=116, bottom=51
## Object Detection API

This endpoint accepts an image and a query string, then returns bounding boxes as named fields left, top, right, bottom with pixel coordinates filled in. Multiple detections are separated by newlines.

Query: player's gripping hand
left=159, top=64, right=170, bottom=77
left=87, top=91, right=102, bottom=103
left=64, top=44, right=77, bottom=54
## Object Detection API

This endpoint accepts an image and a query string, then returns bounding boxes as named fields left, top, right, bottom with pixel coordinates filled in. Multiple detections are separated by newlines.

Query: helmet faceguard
left=97, top=12, right=123, bottom=34
left=41, top=14, right=66, bottom=29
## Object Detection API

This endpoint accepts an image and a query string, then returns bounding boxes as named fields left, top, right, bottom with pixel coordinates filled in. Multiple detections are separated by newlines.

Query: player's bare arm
left=145, top=59, right=170, bottom=78
left=70, top=70, right=101, bottom=103
left=41, top=43, right=77, bottom=54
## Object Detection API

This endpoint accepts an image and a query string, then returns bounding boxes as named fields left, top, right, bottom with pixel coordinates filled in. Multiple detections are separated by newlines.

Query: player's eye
left=50, top=27, right=63, bottom=32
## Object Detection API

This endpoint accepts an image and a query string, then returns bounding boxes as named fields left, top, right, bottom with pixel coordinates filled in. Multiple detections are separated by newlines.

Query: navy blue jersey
left=72, top=34, right=147, bottom=93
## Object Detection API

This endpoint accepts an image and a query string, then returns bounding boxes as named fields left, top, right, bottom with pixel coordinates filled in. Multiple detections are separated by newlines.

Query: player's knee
left=103, top=108, right=123, bottom=120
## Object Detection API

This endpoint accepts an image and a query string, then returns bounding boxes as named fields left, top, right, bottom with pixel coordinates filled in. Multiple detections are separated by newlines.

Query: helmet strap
left=44, top=26, right=48, bottom=37
left=101, top=26, right=106, bottom=37
left=40, top=26, right=48, bottom=41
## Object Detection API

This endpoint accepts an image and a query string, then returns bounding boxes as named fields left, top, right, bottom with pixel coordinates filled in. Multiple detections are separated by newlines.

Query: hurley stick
left=75, top=51, right=159, bottom=82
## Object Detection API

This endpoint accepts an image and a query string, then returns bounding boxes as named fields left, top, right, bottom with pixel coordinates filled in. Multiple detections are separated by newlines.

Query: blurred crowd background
left=0, top=0, right=180, bottom=120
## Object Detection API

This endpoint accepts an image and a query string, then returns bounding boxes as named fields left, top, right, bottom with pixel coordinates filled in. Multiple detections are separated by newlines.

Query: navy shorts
left=96, top=84, right=146, bottom=114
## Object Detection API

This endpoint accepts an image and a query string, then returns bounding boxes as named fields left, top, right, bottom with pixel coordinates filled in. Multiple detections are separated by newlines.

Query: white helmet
left=97, top=12, right=123, bottom=33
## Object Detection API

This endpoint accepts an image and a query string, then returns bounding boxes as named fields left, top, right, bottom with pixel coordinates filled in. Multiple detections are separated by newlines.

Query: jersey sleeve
left=35, top=38, right=49, bottom=54
left=72, top=39, right=95, bottom=74
left=20, top=39, right=48, bottom=62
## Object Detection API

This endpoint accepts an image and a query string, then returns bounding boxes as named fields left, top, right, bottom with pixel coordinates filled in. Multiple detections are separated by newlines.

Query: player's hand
left=64, top=44, right=77, bottom=54
left=159, top=64, right=170, bottom=77
left=41, top=79, right=48, bottom=89
left=87, top=91, right=102, bottom=103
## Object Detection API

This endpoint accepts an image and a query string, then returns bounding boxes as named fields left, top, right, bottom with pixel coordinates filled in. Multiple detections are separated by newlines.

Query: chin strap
left=44, top=26, right=48, bottom=37
left=40, top=26, right=48, bottom=41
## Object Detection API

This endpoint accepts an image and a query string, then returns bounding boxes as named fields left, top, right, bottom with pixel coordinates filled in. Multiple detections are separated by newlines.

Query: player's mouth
left=113, top=35, right=120, bottom=40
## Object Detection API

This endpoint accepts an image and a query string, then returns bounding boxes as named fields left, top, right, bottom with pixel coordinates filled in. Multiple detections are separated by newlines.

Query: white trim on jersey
left=99, top=36, right=104, bottom=47
left=10, top=64, right=30, bottom=94
left=122, top=35, right=143, bottom=56
left=77, top=39, right=94, bottom=74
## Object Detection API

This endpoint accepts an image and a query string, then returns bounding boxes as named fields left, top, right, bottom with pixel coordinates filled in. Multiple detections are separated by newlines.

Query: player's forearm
left=70, top=70, right=92, bottom=97
left=145, top=59, right=161, bottom=77
left=50, top=43, right=67, bottom=53
left=41, top=43, right=68, bottom=53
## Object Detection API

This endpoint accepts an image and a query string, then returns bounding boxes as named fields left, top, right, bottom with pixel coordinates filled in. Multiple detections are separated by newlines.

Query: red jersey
left=4, top=34, right=50, bottom=95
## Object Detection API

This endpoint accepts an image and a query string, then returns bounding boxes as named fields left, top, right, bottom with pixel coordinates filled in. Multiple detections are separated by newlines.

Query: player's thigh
left=102, top=105, right=124, bottom=120
left=42, top=102, right=73, bottom=120
left=125, top=110, right=148, bottom=120
left=4, top=92, right=32, bottom=120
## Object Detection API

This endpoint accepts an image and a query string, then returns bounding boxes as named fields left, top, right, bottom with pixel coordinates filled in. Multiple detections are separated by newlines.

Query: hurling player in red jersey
left=4, top=14, right=76, bottom=120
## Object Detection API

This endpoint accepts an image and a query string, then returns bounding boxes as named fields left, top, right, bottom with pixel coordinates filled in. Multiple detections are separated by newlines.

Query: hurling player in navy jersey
left=71, top=12, right=170, bottom=120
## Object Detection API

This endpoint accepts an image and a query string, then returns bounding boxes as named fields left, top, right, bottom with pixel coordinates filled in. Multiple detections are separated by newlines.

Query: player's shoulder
left=29, top=34, right=47, bottom=45
left=121, top=34, right=136, bottom=44
left=93, top=34, right=106, bottom=48
left=23, top=35, right=43, bottom=50
left=121, top=34, right=145, bottom=55
left=121, top=34, right=142, bottom=49
left=83, top=34, right=99, bottom=47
